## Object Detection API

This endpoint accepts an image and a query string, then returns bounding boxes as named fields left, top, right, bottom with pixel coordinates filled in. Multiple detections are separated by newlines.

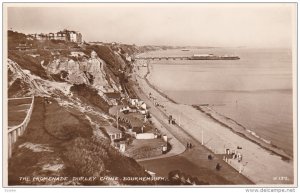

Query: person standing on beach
left=168, top=115, right=172, bottom=124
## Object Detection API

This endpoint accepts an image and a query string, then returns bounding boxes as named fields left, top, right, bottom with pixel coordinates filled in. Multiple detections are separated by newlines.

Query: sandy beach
left=133, top=59, right=294, bottom=185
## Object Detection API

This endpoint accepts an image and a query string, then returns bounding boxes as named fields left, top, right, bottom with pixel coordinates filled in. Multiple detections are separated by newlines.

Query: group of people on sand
left=149, top=92, right=165, bottom=109
left=168, top=115, right=176, bottom=125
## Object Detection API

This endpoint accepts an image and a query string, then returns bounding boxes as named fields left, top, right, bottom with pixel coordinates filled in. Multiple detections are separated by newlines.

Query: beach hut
left=105, top=125, right=123, bottom=141
left=162, top=144, right=168, bottom=154
left=115, top=142, right=126, bottom=153
left=163, top=135, right=168, bottom=142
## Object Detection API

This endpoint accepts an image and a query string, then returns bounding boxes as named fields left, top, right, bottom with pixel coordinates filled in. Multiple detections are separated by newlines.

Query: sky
left=6, top=3, right=296, bottom=48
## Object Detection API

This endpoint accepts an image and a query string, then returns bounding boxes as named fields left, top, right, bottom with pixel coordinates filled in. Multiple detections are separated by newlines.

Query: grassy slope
left=126, top=139, right=167, bottom=160
left=7, top=31, right=161, bottom=185
left=8, top=97, right=150, bottom=185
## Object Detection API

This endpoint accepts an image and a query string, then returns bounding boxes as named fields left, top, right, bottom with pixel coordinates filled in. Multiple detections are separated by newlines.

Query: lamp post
left=117, top=110, right=119, bottom=130
left=201, top=128, right=204, bottom=145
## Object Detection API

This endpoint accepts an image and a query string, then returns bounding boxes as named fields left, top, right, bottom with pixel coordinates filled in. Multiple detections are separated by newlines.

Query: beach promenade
left=132, top=59, right=294, bottom=185
left=131, top=64, right=253, bottom=185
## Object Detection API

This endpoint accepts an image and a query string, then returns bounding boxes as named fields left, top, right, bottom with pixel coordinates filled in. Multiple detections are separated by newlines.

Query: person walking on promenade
left=168, top=115, right=172, bottom=124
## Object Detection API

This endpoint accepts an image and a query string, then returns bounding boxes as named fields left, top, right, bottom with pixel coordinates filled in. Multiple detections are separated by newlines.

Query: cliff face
left=7, top=32, right=134, bottom=98
left=44, top=51, right=116, bottom=93
left=7, top=31, right=151, bottom=185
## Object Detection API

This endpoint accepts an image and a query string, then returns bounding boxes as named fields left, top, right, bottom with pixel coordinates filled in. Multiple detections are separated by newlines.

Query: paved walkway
left=130, top=68, right=253, bottom=185
left=109, top=105, right=186, bottom=162
left=136, top=114, right=186, bottom=162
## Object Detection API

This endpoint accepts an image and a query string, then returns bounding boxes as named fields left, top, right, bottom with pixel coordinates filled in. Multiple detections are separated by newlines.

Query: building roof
left=105, top=125, right=122, bottom=135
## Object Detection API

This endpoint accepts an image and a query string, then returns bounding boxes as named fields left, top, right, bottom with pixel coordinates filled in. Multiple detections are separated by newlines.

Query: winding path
left=130, top=63, right=253, bottom=185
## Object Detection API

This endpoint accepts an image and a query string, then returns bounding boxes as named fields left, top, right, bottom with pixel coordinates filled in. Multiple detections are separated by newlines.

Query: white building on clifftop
left=28, top=29, right=82, bottom=43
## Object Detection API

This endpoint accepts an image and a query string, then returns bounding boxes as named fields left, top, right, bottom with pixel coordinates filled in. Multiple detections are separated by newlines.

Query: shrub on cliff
left=84, top=46, right=115, bottom=65
left=118, top=44, right=139, bottom=56
left=63, top=136, right=151, bottom=185
left=70, top=84, right=110, bottom=113
left=63, top=137, right=108, bottom=177
left=83, top=45, right=125, bottom=74
left=8, top=78, right=31, bottom=98
left=82, top=44, right=136, bottom=94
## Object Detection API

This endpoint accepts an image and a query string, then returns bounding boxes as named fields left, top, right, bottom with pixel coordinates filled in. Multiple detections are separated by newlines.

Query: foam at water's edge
left=192, top=105, right=292, bottom=161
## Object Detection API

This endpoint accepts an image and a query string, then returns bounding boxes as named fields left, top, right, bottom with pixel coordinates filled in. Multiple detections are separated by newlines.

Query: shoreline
left=142, top=58, right=292, bottom=161
left=132, top=61, right=253, bottom=184
left=143, top=61, right=178, bottom=104
left=192, top=105, right=292, bottom=161
left=133, top=58, right=294, bottom=184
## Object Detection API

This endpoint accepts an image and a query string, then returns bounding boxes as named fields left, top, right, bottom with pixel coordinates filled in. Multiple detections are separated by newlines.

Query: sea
left=140, top=48, right=294, bottom=157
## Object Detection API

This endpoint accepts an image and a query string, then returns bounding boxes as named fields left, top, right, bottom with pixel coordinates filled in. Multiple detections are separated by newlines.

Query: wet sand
left=132, top=62, right=252, bottom=185
left=133, top=59, right=294, bottom=185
